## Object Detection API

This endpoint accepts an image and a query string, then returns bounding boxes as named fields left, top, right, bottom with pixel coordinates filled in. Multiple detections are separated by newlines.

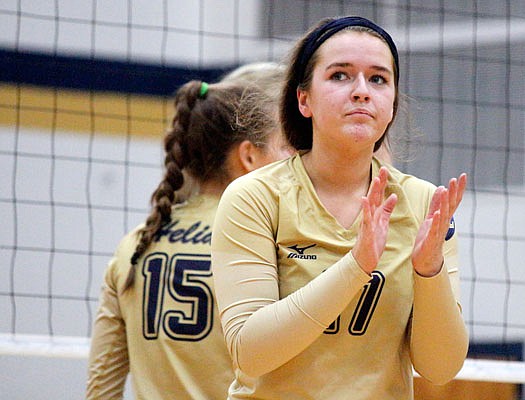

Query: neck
left=303, top=147, right=373, bottom=194
left=198, top=179, right=228, bottom=197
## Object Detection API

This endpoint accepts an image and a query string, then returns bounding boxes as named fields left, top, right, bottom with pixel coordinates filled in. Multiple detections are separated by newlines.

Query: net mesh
left=0, top=0, right=524, bottom=386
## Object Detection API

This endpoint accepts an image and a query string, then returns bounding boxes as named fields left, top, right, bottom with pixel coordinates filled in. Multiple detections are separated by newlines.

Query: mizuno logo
left=287, top=244, right=317, bottom=259
left=288, top=244, right=316, bottom=254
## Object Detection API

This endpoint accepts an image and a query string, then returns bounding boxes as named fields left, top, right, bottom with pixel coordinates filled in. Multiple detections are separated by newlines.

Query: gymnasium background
left=1, top=1, right=524, bottom=399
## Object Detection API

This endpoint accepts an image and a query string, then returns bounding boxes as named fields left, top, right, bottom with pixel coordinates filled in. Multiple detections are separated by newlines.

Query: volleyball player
left=222, top=61, right=394, bottom=164
left=86, top=70, right=293, bottom=399
left=211, top=16, right=469, bottom=399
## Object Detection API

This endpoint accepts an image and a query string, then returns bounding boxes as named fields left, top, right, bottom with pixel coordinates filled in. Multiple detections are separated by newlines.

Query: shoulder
left=215, top=156, right=299, bottom=235
left=103, top=224, right=143, bottom=286
left=380, top=160, right=437, bottom=219
left=222, top=156, right=297, bottom=202
left=386, top=163, right=436, bottom=195
left=116, top=224, right=143, bottom=256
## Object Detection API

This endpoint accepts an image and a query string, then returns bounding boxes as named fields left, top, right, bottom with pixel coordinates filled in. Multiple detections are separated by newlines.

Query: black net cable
left=84, top=0, right=97, bottom=338
left=46, top=0, right=60, bottom=339
left=467, top=0, right=481, bottom=344
left=7, top=0, right=22, bottom=336
left=502, top=0, right=512, bottom=344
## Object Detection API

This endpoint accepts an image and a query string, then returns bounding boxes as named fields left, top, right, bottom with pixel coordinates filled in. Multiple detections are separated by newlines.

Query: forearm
left=410, top=265, right=468, bottom=384
left=215, top=251, right=370, bottom=377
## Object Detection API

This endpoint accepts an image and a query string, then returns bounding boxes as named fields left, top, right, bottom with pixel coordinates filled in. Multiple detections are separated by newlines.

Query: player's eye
left=330, top=71, right=348, bottom=81
left=370, top=74, right=387, bottom=85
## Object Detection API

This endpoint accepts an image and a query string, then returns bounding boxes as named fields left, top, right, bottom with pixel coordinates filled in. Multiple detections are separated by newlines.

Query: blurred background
left=0, top=1, right=524, bottom=399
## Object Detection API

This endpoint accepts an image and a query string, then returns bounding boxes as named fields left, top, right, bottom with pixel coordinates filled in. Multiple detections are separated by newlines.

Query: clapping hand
left=411, top=174, right=467, bottom=277
left=352, top=167, right=398, bottom=274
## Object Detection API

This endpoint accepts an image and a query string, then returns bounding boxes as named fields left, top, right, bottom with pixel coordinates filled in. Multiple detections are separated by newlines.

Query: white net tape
left=0, top=334, right=90, bottom=360
left=1, top=333, right=523, bottom=384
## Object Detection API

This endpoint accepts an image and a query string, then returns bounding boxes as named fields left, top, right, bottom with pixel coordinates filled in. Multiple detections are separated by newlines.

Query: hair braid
left=123, top=83, right=200, bottom=291
left=122, top=79, right=269, bottom=292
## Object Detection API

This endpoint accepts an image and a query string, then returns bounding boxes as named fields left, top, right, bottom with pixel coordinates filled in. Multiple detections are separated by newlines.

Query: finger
left=370, top=176, right=381, bottom=207
left=454, top=173, right=467, bottom=209
left=447, top=173, right=467, bottom=216
left=378, top=166, right=389, bottom=184
left=382, top=193, right=397, bottom=215
left=376, top=193, right=397, bottom=227
left=439, top=188, right=450, bottom=238
left=378, top=167, right=389, bottom=205
left=368, top=167, right=387, bottom=192
left=372, top=190, right=395, bottom=219
left=446, top=177, right=459, bottom=216
left=361, top=196, right=371, bottom=232
left=429, top=209, right=444, bottom=246
left=448, top=177, right=458, bottom=205
left=427, top=186, right=445, bottom=218
left=365, top=177, right=379, bottom=216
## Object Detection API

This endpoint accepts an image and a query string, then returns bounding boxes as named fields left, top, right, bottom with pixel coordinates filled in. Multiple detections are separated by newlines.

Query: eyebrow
left=325, top=62, right=392, bottom=75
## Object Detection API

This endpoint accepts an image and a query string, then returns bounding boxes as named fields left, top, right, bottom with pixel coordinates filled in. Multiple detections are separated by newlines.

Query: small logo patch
left=445, top=217, right=455, bottom=241
left=287, top=244, right=317, bottom=259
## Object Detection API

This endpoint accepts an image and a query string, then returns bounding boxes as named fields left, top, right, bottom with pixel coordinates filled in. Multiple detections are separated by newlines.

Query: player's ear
left=297, top=88, right=312, bottom=118
left=237, top=140, right=259, bottom=173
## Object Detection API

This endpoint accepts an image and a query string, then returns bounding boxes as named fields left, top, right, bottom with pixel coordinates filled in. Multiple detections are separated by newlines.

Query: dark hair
left=281, top=16, right=400, bottom=152
left=123, top=80, right=275, bottom=291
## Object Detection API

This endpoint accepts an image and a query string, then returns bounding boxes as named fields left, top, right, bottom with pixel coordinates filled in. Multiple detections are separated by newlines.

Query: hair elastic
left=199, top=82, right=209, bottom=98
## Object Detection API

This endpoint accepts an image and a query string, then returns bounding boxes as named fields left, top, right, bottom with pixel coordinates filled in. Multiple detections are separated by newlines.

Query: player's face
left=298, top=31, right=395, bottom=153
left=254, top=130, right=295, bottom=168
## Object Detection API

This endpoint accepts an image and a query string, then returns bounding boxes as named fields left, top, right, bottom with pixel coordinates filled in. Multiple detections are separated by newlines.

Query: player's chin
left=344, top=125, right=380, bottom=144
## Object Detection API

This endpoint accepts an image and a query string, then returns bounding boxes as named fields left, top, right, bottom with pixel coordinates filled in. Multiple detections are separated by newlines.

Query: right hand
left=351, top=167, right=397, bottom=274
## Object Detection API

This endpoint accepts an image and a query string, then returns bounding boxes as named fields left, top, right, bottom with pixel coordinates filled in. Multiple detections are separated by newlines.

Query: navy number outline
left=324, top=271, right=385, bottom=336
left=142, top=252, right=213, bottom=341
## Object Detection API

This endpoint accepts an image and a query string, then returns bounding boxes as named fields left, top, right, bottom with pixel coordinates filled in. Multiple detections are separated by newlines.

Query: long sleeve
left=211, top=177, right=371, bottom=378
left=86, top=258, right=129, bottom=400
left=410, top=234, right=469, bottom=384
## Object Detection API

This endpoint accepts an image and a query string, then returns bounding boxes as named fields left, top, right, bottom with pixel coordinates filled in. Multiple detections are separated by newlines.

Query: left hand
left=411, top=173, right=467, bottom=277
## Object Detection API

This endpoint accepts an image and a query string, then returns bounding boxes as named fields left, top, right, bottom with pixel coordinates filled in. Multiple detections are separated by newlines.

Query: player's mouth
left=347, top=108, right=372, bottom=117
left=347, top=108, right=373, bottom=117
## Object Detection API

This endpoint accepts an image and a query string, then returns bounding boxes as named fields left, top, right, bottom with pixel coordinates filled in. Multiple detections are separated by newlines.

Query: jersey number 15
left=142, top=252, right=213, bottom=341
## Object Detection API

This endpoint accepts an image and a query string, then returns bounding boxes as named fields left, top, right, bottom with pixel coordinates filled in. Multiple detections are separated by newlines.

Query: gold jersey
left=211, top=153, right=468, bottom=399
left=87, top=194, right=234, bottom=400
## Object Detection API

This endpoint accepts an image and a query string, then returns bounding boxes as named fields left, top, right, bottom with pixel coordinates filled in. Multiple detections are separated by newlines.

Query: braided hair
left=123, top=80, right=253, bottom=291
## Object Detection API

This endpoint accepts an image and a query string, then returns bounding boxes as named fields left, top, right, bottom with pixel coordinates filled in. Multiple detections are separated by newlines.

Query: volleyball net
left=0, top=0, right=524, bottom=387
